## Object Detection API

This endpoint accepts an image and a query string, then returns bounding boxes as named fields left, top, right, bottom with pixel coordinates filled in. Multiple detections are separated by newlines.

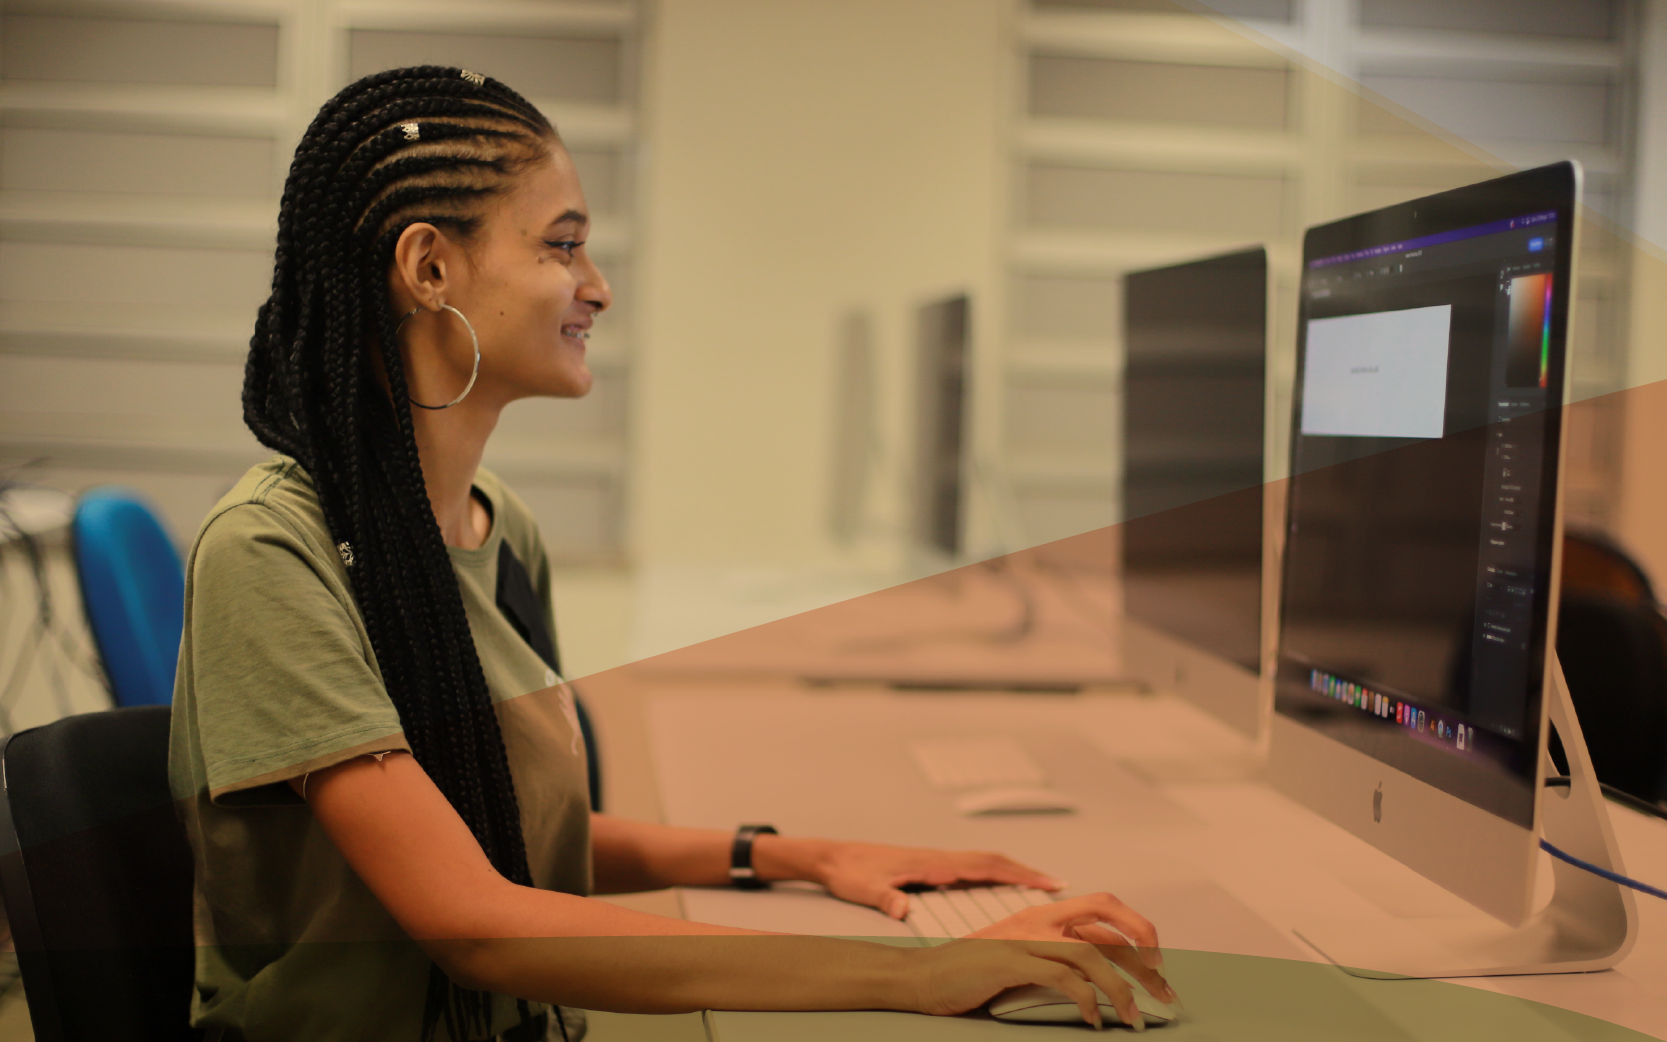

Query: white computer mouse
left=953, top=786, right=1079, bottom=816
left=988, top=982, right=1175, bottom=1027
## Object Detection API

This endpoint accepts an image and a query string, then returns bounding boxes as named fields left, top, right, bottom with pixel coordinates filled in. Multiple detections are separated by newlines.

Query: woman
left=169, top=66, right=1172, bottom=1042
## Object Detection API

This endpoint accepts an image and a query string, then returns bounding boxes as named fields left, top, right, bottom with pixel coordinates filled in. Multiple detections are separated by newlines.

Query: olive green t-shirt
left=168, top=456, right=592, bottom=1042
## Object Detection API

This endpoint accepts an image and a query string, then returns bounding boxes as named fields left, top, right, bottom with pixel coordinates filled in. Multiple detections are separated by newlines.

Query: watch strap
left=729, top=824, right=778, bottom=889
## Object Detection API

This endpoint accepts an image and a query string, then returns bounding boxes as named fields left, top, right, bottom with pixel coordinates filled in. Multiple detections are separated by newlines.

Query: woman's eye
left=545, top=239, right=583, bottom=256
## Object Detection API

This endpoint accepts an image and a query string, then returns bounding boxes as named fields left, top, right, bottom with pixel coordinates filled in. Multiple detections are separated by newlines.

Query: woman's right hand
left=907, top=935, right=1138, bottom=1029
left=909, top=892, right=1175, bottom=1029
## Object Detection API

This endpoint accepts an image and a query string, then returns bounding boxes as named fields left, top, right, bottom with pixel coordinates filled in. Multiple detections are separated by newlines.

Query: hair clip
left=460, top=70, right=485, bottom=86
left=401, top=122, right=420, bottom=141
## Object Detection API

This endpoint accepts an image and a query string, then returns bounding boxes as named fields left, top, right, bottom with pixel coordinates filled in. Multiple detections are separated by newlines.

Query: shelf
left=1353, top=28, right=1624, bottom=77
left=339, top=0, right=634, bottom=35
left=0, top=81, right=286, bottom=137
left=0, top=190, right=633, bottom=255
left=1021, top=118, right=1298, bottom=176
left=529, top=100, right=635, bottom=149
left=0, top=190, right=276, bottom=249
left=1016, top=228, right=1295, bottom=276
left=0, top=410, right=628, bottom=481
left=483, top=439, right=626, bottom=484
left=0, top=300, right=633, bottom=371
left=1007, top=341, right=1120, bottom=384
left=1005, top=451, right=1119, bottom=495
left=1, top=0, right=288, bottom=23
left=1023, top=10, right=1287, bottom=70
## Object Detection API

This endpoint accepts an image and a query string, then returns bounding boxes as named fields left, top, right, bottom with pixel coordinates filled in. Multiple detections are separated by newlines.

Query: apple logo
left=1373, top=782, right=1383, bottom=823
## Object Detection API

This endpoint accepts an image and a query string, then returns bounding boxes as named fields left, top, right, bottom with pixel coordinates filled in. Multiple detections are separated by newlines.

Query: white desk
left=647, top=688, right=1667, bottom=1041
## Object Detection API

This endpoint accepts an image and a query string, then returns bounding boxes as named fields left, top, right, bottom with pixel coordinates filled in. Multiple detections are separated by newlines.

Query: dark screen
left=1278, top=164, right=1577, bottom=828
left=1123, top=249, right=1266, bottom=673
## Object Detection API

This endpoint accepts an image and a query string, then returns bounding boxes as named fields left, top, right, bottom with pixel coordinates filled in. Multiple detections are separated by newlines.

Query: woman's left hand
left=805, top=840, right=1068, bottom=919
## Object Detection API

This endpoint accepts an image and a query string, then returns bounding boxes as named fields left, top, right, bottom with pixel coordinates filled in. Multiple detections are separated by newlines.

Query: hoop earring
left=396, top=304, right=480, bottom=410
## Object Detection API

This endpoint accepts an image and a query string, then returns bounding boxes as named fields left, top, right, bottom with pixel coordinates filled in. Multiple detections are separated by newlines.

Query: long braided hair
left=243, top=66, right=559, bottom=1040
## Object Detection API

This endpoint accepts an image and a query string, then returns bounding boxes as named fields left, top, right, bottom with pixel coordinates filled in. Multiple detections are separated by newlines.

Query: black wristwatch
left=729, top=824, right=778, bottom=889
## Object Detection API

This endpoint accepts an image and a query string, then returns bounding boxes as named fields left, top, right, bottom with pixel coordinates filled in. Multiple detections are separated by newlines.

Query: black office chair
left=0, top=706, right=200, bottom=1041
left=1557, top=529, right=1667, bottom=805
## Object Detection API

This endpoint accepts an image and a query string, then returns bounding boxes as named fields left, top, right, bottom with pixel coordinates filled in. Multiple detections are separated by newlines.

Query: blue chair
left=72, top=489, right=185, bottom=708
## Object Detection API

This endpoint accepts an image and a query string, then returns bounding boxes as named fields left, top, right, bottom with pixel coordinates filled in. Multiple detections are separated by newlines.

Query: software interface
left=1280, top=210, right=1564, bottom=826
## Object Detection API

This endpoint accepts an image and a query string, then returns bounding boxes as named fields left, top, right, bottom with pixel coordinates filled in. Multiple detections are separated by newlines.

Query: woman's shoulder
left=191, top=455, right=337, bottom=569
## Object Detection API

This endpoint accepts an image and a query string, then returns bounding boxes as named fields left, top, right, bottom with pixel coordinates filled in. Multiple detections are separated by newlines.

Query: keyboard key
left=905, top=887, right=1058, bottom=942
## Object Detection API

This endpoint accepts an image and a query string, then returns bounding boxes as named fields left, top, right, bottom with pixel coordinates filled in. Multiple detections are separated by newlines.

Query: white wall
left=630, top=0, right=1010, bottom=569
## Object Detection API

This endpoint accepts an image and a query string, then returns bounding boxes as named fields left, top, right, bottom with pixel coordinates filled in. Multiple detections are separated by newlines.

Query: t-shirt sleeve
left=183, top=503, right=410, bottom=806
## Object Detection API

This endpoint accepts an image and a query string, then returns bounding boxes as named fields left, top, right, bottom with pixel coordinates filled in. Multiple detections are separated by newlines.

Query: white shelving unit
left=0, top=0, right=640, bottom=560
left=1000, top=0, right=1637, bottom=546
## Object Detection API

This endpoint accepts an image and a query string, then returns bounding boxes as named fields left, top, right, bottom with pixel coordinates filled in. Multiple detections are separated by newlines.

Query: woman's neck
left=411, top=400, right=501, bottom=549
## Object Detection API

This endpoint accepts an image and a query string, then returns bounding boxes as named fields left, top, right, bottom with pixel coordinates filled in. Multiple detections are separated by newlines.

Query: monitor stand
left=1293, top=657, right=1639, bottom=978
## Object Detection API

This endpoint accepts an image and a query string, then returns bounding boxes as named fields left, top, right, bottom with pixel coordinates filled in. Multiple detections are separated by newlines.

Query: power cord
left=1539, top=839, right=1667, bottom=901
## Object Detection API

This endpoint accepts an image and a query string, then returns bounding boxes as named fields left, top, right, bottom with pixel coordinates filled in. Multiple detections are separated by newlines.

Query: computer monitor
left=1121, top=249, right=1268, bottom=737
left=913, top=294, right=970, bottom=559
left=1269, top=161, right=1636, bottom=976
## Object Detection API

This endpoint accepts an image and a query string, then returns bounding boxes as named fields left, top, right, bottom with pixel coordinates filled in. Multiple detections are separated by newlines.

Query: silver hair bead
left=460, top=69, right=485, bottom=86
left=337, top=542, right=355, bottom=567
left=401, top=122, right=420, bottom=141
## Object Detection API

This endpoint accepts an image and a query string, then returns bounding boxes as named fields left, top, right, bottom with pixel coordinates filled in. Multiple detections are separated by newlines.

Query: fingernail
left=1129, top=1010, right=1146, bottom=1033
left=1047, top=878, right=1069, bottom=890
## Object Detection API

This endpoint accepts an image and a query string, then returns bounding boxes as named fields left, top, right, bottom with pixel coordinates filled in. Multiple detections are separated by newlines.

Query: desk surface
left=646, top=688, right=1667, bottom=1041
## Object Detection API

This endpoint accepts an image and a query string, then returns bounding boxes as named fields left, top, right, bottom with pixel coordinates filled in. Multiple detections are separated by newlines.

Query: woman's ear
left=390, top=222, right=453, bottom=311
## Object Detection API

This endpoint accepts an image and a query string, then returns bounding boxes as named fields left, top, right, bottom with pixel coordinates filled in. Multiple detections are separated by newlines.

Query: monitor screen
left=1123, top=248, right=1266, bottom=674
left=1277, top=163, right=1578, bottom=830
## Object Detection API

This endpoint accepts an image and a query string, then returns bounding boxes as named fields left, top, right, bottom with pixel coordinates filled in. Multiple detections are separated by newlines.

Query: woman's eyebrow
left=546, top=209, right=589, bottom=228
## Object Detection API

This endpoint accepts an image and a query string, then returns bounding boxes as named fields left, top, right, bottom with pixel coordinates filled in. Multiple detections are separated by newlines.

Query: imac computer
left=1269, top=161, right=1637, bottom=976
left=913, top=294, right=971, bottom=560
left=1121, top=249, right=1268, bottom=737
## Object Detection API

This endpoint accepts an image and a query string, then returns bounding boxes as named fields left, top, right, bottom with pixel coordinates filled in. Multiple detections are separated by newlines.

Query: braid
left=245, top=66, right=558, bottom=1041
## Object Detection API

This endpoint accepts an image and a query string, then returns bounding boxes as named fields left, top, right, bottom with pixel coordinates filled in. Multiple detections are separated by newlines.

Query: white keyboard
left=909, top=737, right=1047, bottom=790
left=905, top=886, right=1056, bottom=943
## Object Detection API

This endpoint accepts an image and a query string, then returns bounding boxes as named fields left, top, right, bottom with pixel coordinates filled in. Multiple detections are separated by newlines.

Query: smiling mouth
left=562, top=325, right=591, bottom=341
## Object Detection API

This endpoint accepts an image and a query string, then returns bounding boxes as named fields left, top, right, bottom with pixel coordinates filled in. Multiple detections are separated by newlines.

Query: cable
left=1539, top=838, right=1667, bottom=901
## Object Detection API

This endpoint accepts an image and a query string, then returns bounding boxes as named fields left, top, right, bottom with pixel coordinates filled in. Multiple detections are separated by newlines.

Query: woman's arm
left=591, top=814, right=1067, bottom=919
left=589, top=814, right=825, bottom=892
left=298, top=752, right=1161, bottom=1025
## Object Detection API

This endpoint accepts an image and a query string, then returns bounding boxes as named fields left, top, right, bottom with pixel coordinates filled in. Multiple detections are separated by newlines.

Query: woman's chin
left=545, top=368, right=593, bottom=398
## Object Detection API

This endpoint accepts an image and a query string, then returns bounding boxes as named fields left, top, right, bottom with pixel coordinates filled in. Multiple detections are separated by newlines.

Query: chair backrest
left=72, top=489, right=185, bottom=707
left=0, top=706, right=199, bottom=1041
left=1557, top=530, right=1667, bottom=804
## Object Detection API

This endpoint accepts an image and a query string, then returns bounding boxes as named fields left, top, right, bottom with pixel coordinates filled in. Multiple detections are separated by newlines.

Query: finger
left=834, top=876, right=911, bottom=919
left=966, top=850, right=1066, bottom=886
left=1040, top=942, right=1141, bottom=1032
left=1075, top=923, right=1177, bottom=1007
left=888, top=868, right=973, bottom=890
left=1060, top=894, right=1163, bottom=968
left=882, top=888, right=910, bottom=920
left=1036, top=959, right=1103, bottom=1030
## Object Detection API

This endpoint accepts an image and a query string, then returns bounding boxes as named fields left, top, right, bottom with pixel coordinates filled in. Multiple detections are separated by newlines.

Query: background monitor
left=1121, top=248, right=1268, bottom=737
left=1270, top=162, right=1585, bottom=939
left=913, top=295, right=971, bottom=560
